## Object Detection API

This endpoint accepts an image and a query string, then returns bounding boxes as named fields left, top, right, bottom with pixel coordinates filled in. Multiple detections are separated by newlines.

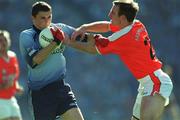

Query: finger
left=50, top=27, right=56, bottom=36
left=88, top=33, right=95, bottom=40
left=53, top=25, right=58, bottom=31
left=56, top=29, right=64, bottom=36
left=71, top=31, right=78, bottom=41
left=80, top=33, right=85, bottom=40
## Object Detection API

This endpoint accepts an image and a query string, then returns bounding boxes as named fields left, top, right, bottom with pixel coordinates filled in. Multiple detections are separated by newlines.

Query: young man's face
left=32, top=11, right=52, bottom=30
left=108, top=5, right=121, bottom=26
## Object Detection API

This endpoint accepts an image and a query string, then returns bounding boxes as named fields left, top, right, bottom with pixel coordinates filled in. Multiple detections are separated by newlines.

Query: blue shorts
left=31, top=79, right=78, bottom=120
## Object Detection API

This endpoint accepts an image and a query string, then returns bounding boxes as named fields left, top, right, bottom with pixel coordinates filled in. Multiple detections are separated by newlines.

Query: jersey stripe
left=108, top=20, right=137, bottom=41
left=149, top=73, right=161, bottom=96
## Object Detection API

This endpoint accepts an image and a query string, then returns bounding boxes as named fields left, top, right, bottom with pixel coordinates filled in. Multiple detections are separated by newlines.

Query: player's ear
left=31, top=16, right=35, bottom=21
left=32, top=15, right=37, bottom=21
left=120, top=14, right=126, bottom=21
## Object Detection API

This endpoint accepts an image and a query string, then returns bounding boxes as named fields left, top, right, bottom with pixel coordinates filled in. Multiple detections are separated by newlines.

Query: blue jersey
left=19, top=23, right=75, bottom=90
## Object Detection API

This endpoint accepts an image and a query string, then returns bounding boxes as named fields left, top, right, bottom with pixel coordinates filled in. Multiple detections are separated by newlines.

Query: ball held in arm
left=39, top=26, right=65, bottom=48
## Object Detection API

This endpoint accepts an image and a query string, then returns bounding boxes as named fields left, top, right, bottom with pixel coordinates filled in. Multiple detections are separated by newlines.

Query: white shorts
left=0, top=97, right=22, bottom=119
left=132, top=69, right=173, bottom=119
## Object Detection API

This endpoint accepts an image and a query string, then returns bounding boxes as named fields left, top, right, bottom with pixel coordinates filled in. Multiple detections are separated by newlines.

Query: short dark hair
left=32, top=1, right=51, bottom=17
left=113, top=1, right=139, bottom=22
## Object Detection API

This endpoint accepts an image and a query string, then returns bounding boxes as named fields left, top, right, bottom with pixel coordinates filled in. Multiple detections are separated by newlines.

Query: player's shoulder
left=52, top=22, right=67, bottom=27
left=20, top=28, right=34, bottom=35
left=133, top=19, right=145, bottom=27
left=19, top=28, right=34, bottom=41
left=21, top=28, right=34, bottom=34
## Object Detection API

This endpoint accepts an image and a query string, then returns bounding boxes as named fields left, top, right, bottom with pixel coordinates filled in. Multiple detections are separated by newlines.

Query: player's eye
left=41, top=16, right=51, bottom=20
left=48, top=15, right=51, bottom=19
left=41, top=17, right=46, bottom=20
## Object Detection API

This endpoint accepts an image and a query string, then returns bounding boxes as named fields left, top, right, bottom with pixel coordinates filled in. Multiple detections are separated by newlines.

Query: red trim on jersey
left=96, top=20, right=162, bottom=79
left=149, top=73, right=161, bottom=96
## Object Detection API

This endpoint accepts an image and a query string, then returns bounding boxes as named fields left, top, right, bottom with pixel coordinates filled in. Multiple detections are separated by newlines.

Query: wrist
left=81, top=24, right=88, bottom=31
left=53, top=38, right=61, bottom=45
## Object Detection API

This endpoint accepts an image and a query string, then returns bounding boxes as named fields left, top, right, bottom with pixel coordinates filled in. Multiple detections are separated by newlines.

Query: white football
left=39, top=27, right=54, bottom=48
left=39, top=27, right=65, bottom=53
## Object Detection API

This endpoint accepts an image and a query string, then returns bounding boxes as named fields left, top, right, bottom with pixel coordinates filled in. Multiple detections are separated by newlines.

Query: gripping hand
left=50, top=27, right=65, bottom=45
left=94, top=34, right=109, bottom=47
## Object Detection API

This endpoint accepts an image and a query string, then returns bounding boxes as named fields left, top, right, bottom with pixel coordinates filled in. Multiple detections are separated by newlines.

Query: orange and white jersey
left=94, top=20, right=173, bottom=119
left=0, top=51, right=19, bottom=99
left=96, top=20, right=162, bottom=79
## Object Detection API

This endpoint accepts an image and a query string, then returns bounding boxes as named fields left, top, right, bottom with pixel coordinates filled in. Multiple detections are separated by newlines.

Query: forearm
left=68, top=42, right=98, bottom=54
left=81, top=21, right=111, bottom=33
left=33, top=42, right=57, bottom=64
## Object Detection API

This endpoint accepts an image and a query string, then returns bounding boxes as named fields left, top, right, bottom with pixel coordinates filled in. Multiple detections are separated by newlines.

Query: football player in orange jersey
left=0, top=30, right=23, bottom=120
left=64, top=0, right=173, bottom=120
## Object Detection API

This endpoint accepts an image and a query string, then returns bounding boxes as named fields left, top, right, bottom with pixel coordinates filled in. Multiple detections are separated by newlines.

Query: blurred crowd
left=0, top=0, right=180, bottom=120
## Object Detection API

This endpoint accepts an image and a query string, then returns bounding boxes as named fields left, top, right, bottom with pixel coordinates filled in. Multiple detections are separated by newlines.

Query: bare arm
left=33, top=27, right=65, bottom=65
left=32, top=41, right=57, bottom=65
left=82, top=21, right=111, bottom=33
left=71, top=21, right=110, bottom=41
left=66, top=34, right=98, bottom=54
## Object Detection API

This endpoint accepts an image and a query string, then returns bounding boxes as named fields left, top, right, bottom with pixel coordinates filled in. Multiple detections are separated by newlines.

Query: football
left=39, top=27, right=54, bottom=48
left=39, top=27, right=64, bottom=53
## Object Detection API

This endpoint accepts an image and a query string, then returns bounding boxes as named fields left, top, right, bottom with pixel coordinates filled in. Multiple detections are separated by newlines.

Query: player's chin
left=46, top=22, right=51, bottom=27
left=41, top=24, right=51, bottom=29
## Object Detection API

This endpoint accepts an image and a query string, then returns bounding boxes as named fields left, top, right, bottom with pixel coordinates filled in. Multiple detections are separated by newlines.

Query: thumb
left=56, top=29, right=65, bottom=40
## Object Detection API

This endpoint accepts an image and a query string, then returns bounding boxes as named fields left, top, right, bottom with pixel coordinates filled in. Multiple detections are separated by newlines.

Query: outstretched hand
left=71, top=26, right=86, bottom=41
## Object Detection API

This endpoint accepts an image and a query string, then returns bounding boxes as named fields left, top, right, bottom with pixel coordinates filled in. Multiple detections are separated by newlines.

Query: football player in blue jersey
left=19, top=1, right=84, bottom=120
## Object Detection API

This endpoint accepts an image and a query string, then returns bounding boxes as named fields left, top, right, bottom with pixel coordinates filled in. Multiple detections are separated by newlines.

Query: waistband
left=30, top=73, right=66, bottom=91
left=138, top=69, right=162, bottom=83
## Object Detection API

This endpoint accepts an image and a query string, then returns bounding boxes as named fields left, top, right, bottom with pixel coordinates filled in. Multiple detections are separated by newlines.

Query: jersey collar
left=32, top=25, right=41, bottom=35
